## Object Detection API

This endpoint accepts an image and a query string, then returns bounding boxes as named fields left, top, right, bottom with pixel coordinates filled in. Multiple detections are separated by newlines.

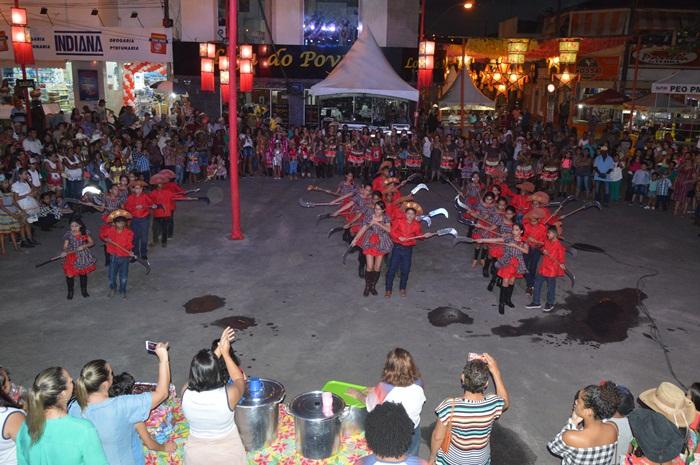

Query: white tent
left=651, top=70, right=700, bottom=95
left=439, top=66, right=495, bottom=111
left=309, top=28, right=419, bottom=102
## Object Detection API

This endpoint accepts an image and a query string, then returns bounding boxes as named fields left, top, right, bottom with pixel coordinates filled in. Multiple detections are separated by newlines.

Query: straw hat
left=107, top=209, right=132, bottom=223
left=149, top=175, right=167, bottom=185
left=403, top=201, right=423, bottom=215
left=129, top=180, right=148, bottom=189
left=530, top=191, right=550, bottom=205
left=524, top=207, right=546, bottom=220
left=157, top=169, right=176, bottom=179
left=516, top=182, right=535, bottom=193
left=639, top=382, right=697, bottom=427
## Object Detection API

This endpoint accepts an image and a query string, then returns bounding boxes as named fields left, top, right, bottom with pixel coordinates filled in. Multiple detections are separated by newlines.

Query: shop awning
left=439, top=66, right=495, bottom=111
left=624, top=93, right=693, bottom=112
left=651, top=70, right=700, bottom=95
left=309, top=28, right=418, bottom=102
left=579, top=88, right=629, bottom=107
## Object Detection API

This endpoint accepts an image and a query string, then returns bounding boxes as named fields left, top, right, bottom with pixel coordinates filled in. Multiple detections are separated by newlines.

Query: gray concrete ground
left=2, top=177, right=700, bottom=464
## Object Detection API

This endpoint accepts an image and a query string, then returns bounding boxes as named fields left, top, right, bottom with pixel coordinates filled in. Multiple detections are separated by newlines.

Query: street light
left=463, top=1, right=475, bottom=9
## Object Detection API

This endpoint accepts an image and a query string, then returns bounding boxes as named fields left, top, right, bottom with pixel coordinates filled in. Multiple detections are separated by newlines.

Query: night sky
left=424, top=0, right=584, bottom=37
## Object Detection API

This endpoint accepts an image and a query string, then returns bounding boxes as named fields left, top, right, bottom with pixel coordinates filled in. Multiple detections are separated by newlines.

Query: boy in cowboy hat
left=100, top=209, right=134, bottom=298
left=384, top=202, right=436, bottom=298
left=525, top=225, right=565, bottom=312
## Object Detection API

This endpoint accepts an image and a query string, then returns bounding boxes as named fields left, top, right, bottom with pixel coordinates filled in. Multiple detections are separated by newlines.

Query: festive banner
left=0, top=26, right=172, bottom=63
left=577, top=56, right=620, bottom=81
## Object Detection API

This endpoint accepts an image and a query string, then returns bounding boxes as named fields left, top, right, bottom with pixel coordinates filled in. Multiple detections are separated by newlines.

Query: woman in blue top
left=70, top=342, right=171, bottom=465
left=16, top=367, right=108, bottom=465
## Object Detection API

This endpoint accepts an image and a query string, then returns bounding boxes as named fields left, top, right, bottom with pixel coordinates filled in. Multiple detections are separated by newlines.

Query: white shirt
left=22, top=138, right=43, bottom=155
left=608, top=416, right=632, bottom=465
left=367, top=384, right=426, bottom=428
left=0, top=407, right=23, bottom=465
left=182, top=387, right=237, bottom=439
left=28, top=169, right=41, bottom=188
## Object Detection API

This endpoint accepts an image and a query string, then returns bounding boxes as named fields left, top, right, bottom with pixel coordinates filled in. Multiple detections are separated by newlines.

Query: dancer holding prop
left=351, top=201, right=393, bottom=297
left=526, top=225, right=567, bottom=312
left=474, top=223, right=529, bottom=315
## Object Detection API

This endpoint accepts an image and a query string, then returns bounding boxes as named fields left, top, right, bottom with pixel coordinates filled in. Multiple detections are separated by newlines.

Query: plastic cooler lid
left=237, top=378, right=285, bottom=407
left=290, top=391, right=345, bottom=420
left=321, top=380, right=368, bottom=409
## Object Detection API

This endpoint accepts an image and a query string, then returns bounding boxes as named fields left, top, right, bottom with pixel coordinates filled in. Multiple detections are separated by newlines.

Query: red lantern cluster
left=239, top=45, right=253, bottom=93
left=417, top=40, right=435, bottom=90
left=199, top=42, right=254, bottom=94
left=11, top=7, right=34, bottom=65
left=199, top=42, right=216, bottom=92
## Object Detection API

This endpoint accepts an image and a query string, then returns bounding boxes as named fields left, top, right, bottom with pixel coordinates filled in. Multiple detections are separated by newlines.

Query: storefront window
left=304, top=0, right=358, bottom=46
left=237, top=0, right=269, bottom=44
left=1, top=64, right=74, bottom=111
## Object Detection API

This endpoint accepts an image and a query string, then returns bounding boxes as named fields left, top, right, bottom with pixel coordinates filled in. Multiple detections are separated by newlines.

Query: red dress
left=63, top=232, right=97, bottom=277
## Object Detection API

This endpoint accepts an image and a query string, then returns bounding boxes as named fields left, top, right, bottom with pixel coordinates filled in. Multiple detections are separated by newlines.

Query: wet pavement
left=1, top=178, right=699, bottom=464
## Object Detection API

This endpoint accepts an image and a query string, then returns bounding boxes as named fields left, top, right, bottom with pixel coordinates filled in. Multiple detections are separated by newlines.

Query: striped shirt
left=656, top=177, right=672, bottom=196
left=435, top=395, right=505, bottom=465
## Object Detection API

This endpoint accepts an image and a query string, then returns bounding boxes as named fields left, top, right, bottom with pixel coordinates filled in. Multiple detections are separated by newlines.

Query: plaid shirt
left=133, top=151, right=150, bottom=173
left=656, top=177, right=672, bottom=196
left=548, top=420, right=617, bottom=465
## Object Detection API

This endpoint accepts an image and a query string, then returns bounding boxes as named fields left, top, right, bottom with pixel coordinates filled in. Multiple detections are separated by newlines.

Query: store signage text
left=632, top=47, right=700, bottom=68
left=55, top=31, right=104, bottom=56
left=651, top=83, right=700, bottom=94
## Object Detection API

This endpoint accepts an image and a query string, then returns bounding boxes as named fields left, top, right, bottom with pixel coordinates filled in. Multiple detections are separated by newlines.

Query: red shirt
left=390, top=217, right=423, bottom=246
left=524, top=222, right=547, bottom=249
left=124, top=193, right=155, bottom=219
left=149, top=188, right=176, bottom=218
left=510, top=193, right=531, bottom=214
left=372, top=175, right=386, bottom=193
left=100, top=225, right=134, bottom=257
left=538, top=238, right=565, bottom=277
left=163, top=181, right=185, bottom=195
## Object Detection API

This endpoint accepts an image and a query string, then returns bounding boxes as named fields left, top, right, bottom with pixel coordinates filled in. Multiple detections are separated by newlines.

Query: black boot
left=369, top=271, right=379, bottom=296
left=473, top=248, right=480, bottom=262
left=482, top=258, right=492, bottom=278
left=479, top=248, right=489, bottom=262
left=487, top=275, right=502, bottom=292
left=66, top=277, right=75, bottom=300
left=358, top=254, right=366, bottom=279
left=79, top=275, right=89, bottom=298
left=363, top=272, right=372, bottom=297
left=498, top=286, right=505, bottom=315
left=505, top=286, right=515, bottom=308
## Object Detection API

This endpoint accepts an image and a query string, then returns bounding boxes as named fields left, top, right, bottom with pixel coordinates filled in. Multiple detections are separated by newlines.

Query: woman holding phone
left=181, top=327, right=247, bottom=465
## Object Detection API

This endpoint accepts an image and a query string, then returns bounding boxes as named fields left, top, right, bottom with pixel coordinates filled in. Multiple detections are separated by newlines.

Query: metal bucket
left=289, top=391, right=345, bottom=460
left=340, top=405, right=367, bottom=437
left=235, top=378, right=285, bottom=452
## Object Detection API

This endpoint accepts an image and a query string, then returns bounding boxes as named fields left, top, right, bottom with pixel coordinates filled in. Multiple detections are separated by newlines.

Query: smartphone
left=145, top=341, right=157, bottom=354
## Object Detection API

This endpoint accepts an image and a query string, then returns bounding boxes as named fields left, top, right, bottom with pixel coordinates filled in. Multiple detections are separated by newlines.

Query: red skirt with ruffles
left=63, top=253, right=96, bottom=277
left=497, top=257, right=523, bottom=279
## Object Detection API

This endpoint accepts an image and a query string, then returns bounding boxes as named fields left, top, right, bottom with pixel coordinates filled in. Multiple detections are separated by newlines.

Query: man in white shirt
left=22, top=129, right=43, bottom=156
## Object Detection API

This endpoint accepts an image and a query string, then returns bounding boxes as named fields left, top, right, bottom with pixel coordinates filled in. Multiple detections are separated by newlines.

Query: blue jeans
left=595, top=180, right=610, bottom=206
left=407, top=425, right=421, bottom=456
left=64, top=179, right=83, bottom=200
left=385, top=244, right=413, bottom=291
left=108, top=256, right=129, bottom=293
left=524, top=248, right=541, bottom=288
left=576, top=175, right=590, bottom=193
left=131, top=217, right=149, bottom=258
left=532, top=274, right=556, bottom=305
left=175, top=165, right=184, bottom=184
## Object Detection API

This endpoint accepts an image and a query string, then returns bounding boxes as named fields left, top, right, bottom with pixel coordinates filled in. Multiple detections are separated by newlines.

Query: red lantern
left=11, top=7, right=27, bottom=26
left=201, top=58, right=215, bottom=92
left=11, top=26, right=34, bottom=65
left=239, top=59, right=253, bottom=93
left=240, top=45, right=253, bottom=60
left=219, top=56, right=229, bottom=71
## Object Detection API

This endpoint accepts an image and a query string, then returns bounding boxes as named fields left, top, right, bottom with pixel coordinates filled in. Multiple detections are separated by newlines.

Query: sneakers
left=525, top=302, right=542, bottom=309
left=643, top=205, right=650, bottom=210
left=543, top=304, right=554, bottom=312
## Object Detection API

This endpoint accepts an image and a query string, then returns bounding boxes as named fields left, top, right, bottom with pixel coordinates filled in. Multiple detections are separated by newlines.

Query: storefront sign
left=0, top=26, right=172, bottom=63
left=631, top=47, right=700, bottom=68
left=77, top=69, right=99, bottom=101
left=15, top=79, right=35, bottom=88
left=651, top=83, right=700, bottom=94
left=577, top=56, right=619, bottom=81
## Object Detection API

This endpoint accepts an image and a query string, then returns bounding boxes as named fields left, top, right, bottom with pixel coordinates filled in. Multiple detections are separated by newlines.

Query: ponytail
left=26, top=367, right=67, bottom=444
left=76, top=360, right=110, bottom=409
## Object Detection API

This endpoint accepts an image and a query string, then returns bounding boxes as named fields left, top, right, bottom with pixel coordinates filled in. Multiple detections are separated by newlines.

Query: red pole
left=15, top=0, right=31, bottom=129
left=228, top=0, right=243, bottom=239
left=459, top=38, right=465, bottom=136
left=414, top=0, right=426, bottom=130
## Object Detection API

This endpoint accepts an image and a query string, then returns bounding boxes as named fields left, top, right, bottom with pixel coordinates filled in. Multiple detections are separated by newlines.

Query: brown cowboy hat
left=403, top=201, right=423, bottom=216
left=530, top=191, right=550, bottom=205
left=107, top=209, right=132, bottom=223
left=639, top=382, right=697, bottom=428
left=149, top=175, right=167, bottom=185
left=129, top=180, right=148, bottom=189
left=157, top=169, right=176, bottom=179
left=516, top=182, right=535, bottom=193
left=524, top=207, right=546, bottom=220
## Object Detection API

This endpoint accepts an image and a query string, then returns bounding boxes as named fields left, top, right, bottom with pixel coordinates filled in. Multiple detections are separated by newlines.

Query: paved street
left=2, top=177, right=699, bottom=464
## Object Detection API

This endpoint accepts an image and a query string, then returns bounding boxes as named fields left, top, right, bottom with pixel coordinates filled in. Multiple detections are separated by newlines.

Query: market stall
left=309, top=27, right=418, bottom=127
left=438, top=66, right=495, bottom=128
left=650, top=70, right=700, bottom=142
left=574, top=88, right=629, bottom=128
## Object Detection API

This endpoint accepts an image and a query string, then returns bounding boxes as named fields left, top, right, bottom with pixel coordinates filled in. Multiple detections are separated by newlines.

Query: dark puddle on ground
left=571, top=242, right=607, bottom=253
left=428, top=307, right=474, bottom=327
left=492, top=288, right=647, bottom=345
left=184, top=295, right=226, bottom=314
left=211, top=316, right=257, bottom=330
left=421, top=422, right=536, bottom=465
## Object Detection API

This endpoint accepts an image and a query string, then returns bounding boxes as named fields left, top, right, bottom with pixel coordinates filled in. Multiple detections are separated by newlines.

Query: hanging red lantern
left=11, top=7, right=27, bottom=26
left=417, top=40, right=436, bottom=91
left=11, top=26, right=34, bottom=65
left=200, top=58, right=215, bottom=92
left=239, top=44, right=253, bottom=60
left=220, top=70, right=229, bottom=101
left=239, top=59, right=253, bottom=93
